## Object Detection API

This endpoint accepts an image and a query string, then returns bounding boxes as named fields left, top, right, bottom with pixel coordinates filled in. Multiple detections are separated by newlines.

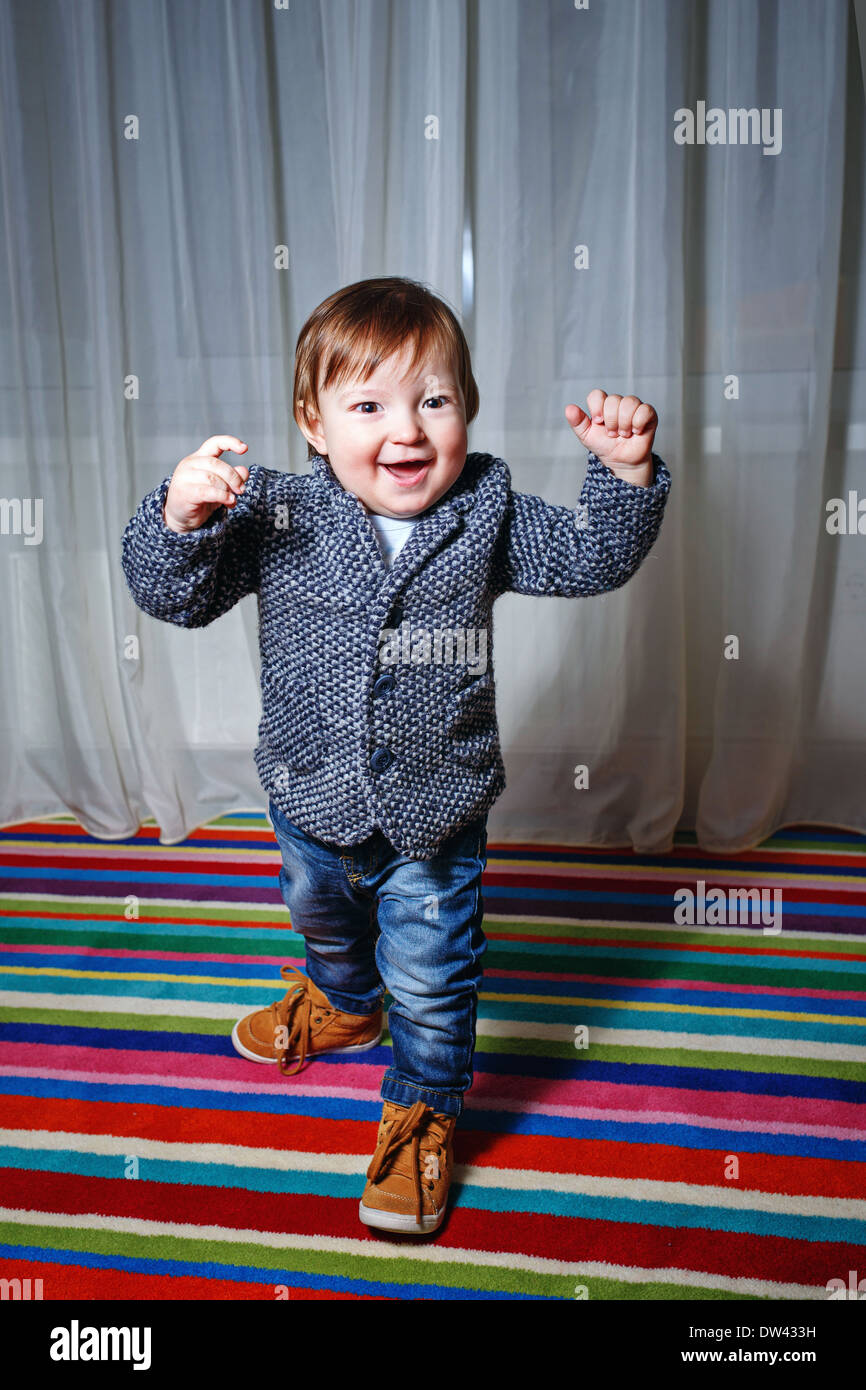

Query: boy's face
left=299, top=346, right=468, bottom=518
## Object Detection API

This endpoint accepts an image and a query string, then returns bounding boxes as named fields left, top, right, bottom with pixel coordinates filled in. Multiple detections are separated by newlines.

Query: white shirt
left=367, top=510, right=420, bottom=567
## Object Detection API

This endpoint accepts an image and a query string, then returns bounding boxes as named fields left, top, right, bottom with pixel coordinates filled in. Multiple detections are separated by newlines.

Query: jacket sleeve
left=490, top=451, right=672, bottom=598
left=120, top=463, right=269, bottom=627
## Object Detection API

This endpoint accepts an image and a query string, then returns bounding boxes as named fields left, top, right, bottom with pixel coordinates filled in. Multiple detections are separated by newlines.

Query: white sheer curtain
left=0, top=0, right=863, bottom=850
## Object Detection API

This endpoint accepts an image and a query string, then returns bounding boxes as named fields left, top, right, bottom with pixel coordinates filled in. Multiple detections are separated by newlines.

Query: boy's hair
left=293, top=276, right=479, bottom=462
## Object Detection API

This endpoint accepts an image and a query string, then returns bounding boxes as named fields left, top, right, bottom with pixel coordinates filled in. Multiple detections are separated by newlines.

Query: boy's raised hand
left=565, top=390, right=657, bottom=477
left=163, top=436, right=250, bottom=533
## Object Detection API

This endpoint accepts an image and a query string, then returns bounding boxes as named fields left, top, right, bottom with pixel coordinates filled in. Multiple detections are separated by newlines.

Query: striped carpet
left=0, top=814, right=864, bottom=1301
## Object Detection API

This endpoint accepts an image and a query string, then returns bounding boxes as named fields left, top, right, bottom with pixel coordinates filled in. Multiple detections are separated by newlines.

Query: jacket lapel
left=309, top=453, right=471, bottom=601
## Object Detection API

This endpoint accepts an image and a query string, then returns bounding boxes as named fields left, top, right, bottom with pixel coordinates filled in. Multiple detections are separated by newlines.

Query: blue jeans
left=267, top=798, right=488, bottom=1118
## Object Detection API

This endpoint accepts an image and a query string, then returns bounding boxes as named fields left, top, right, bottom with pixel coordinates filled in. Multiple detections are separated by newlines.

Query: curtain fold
left=0, top=0, right=862, bottom=850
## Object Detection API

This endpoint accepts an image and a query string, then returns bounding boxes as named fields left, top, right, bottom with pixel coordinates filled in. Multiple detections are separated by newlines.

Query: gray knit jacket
left=121, top=448, right=672, bottom=858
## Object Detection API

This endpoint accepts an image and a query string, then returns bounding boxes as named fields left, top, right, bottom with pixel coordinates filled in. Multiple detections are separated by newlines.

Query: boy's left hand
left=565, top=389, right=657, bottom=481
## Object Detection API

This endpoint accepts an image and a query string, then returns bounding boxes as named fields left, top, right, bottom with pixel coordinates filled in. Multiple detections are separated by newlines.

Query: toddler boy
left=121, top=275, right=672, bottom=1234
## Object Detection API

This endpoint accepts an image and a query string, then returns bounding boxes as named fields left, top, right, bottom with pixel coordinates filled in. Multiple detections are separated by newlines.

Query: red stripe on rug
left=1, top=1169, right=862, bottom=1286
left=0, top=1094, right=861, bottom=1198
left=0, top=1258, right=390, bottom=1300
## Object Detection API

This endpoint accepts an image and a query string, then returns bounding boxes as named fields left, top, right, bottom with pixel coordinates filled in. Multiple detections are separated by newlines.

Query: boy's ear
left=295, top=399, right=327, bottom=455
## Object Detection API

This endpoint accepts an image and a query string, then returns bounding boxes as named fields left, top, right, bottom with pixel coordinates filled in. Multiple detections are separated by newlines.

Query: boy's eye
left=351, top=396, right=450, bottom=414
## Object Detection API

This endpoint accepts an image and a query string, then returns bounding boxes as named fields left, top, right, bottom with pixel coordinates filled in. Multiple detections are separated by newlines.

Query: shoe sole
left=231, top=1021, right=383, bottom=1065
left=358, top=1200, right=445, bottom=1235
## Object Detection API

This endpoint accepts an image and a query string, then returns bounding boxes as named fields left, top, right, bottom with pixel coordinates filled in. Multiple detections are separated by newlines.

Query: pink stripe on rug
left=0, top=1063, right=861, bottom=1141
left=1, top=1045, right=863, bottom=1130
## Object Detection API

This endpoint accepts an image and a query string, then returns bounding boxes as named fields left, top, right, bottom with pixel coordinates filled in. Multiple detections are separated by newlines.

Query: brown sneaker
left=231, top=964, right=383, bottom=1075
left=358, top=1099, right=457, bottom=1234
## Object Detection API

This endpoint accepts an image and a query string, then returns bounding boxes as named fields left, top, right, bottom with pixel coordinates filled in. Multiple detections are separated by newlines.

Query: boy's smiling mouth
left=379, top=459, right=434, bottom=485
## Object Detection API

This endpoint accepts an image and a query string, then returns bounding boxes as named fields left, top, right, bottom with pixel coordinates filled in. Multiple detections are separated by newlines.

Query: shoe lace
left=271, top=965, right=331, bottom=1076
left=365, top=1101, right=451, bottom=1227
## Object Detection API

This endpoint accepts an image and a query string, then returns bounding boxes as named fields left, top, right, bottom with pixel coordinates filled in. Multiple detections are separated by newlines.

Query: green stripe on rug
left=0, top=1221, right=766, bottom=1300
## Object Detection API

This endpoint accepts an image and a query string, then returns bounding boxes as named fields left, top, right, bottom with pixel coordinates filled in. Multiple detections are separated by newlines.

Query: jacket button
left=373, top=673, right=397, bottom=696
left=370, top=747, right=395, bottom=773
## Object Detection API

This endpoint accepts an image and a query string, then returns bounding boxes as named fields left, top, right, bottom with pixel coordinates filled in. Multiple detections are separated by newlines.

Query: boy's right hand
left=162, top=436, right=250, bottom=533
